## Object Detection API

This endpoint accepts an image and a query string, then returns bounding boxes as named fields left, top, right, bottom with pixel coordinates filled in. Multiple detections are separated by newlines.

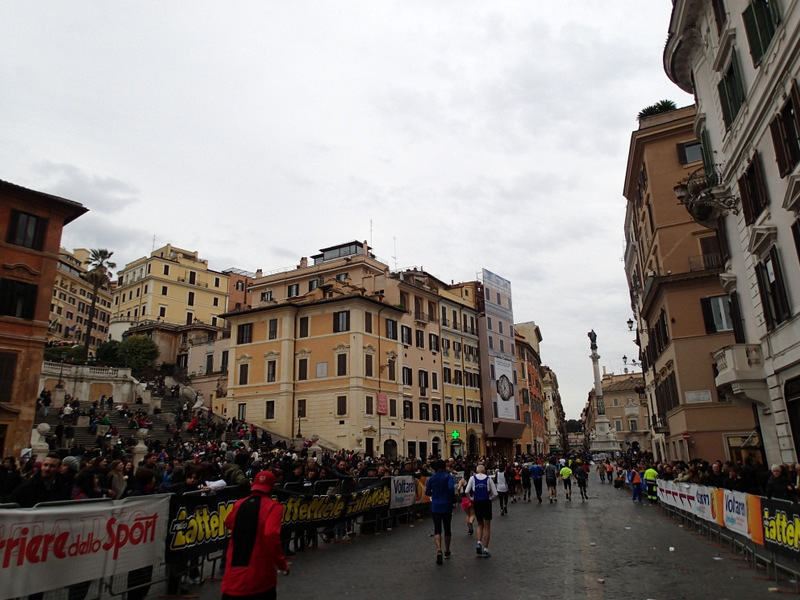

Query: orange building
left=0, top=180, right=87, bottom=456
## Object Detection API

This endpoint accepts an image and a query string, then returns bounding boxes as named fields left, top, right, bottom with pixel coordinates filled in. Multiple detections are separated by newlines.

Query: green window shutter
left=700, top=128, right=714, bottom=175
left=743, top=3, right=764, bottom=66
left=768, top=0, right=782, bottom=25
left=718, top=77, right=733, bottom=129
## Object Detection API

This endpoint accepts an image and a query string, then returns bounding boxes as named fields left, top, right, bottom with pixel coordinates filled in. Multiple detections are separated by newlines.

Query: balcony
left=688, top=252, right=724, bottom=272
left=414, top=311, right=438, bottom=325
left=651, top=415, right=669, bottom=435
left=713, top=344, right=770, bottom=406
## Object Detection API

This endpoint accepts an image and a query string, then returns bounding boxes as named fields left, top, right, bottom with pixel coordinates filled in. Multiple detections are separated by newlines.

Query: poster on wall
left=494, top=357, right=516, bottom=420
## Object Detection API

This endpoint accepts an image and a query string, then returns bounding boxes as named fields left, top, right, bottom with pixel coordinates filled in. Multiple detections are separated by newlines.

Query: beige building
left=624, top=105, right=757, bottom=463
left=541, top=365, right=565, bottom=453
left=47, top=248, right=112, bottom=352
left=440, top=282, right=484, bottom=457
left=111, top=244, right=230, bottom=337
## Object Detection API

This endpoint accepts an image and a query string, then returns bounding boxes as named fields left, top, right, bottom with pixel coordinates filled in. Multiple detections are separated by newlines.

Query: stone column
left=588, top=330, right=619, bottom=456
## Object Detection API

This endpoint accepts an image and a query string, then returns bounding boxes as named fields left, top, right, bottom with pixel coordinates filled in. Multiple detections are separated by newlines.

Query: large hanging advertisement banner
left=0, top=496, right=170, bottom=599
left=494, top=357, right=516, bottom=420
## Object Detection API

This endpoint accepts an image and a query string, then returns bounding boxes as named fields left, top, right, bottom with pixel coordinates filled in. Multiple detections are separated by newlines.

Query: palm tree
left=82, top=249, right=116, bottom=360
left=637, top=99, right=678, bottom=121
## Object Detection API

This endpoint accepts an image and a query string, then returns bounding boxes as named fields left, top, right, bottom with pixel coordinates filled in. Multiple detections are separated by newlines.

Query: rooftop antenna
left=392, top=236, right=398, bottom=271
left=370, top=218, right=373, bottom=249
left=152, top=235, right=156, bottom=252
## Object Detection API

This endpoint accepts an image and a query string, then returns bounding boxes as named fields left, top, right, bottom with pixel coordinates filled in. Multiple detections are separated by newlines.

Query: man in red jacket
left=222, top=470, right=290, bottom=600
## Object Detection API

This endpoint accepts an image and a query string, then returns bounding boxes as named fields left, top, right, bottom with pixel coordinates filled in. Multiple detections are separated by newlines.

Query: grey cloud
left=34, top=162, right=139, bottom=214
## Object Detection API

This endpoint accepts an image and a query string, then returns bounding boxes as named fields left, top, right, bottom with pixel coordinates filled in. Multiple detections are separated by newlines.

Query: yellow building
left=439, top=282, right=483, bottom=457
left=111, top=244, right=230, bottom=337
left=47, top=248, right=113, bottom=351
left=222, top=241, right=406, bottom=459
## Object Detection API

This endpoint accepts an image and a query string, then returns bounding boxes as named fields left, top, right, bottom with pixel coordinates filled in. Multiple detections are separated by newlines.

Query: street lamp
left=627, top=318, right=635, bottom=331
left=296, top=416, right=302, bottom=439
left=56, top=352, right=66, bottom=389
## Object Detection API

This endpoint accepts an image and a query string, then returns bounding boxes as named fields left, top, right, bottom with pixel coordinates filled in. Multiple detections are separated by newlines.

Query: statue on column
left=588, top=330, right=597, bottom=350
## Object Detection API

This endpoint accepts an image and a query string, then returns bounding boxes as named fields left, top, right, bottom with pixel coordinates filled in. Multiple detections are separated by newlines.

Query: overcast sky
left=1, top=2, right=693, bottom=419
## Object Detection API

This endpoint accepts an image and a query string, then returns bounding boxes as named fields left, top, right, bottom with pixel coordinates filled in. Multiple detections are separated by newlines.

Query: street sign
left=682, top=432, right=691, bottom=440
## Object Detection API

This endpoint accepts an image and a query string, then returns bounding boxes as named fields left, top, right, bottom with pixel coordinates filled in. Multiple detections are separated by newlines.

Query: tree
left=119, top=335, right=159, bottom=377
left=637, top=99, right=678, bottom=121
left=82, top=249, right=116, bottom=360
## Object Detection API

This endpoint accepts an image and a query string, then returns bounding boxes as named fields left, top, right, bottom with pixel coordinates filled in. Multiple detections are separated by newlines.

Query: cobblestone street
left=195, top=478, right=794, bottom=600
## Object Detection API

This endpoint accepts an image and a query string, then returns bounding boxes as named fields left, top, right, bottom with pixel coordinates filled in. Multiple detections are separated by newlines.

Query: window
left=213, top=297, right=219, bottom=307
left=236, top=281, right=244, bottom=292
left=365, top=395, right=374, bottom=415
left=711, top=0, right=727, bottom=35
left=267, top=360, right=277, bottom=382
left=337, top=353, right=347, bottom=376
left=0, top=279, right=37, bottom=320
left=742, top=0, right=780, bottom=67
left=268, top=318, right=278, bottom=340
left=333, top=310, right=350, bottom=332
left=418, top=369, right=429, bottom=394
left=420, top=403, right=430, bottom=421
left=402, top=367, right=413, bottom=386
left=288, top=283, right=299, bottom=297
left=265, top=401, right=275, bottom=420
left=221, top=350, right=229, bottom=371
left=488, top=336, right=494, bottom=349
left=756, top=247, right=792, bottom=331
left=677, top=140, right=703, bottom=164
left=498, top=321, right=504, bottom=334
left=429, top=333, right=439, bottom=352
left=163, top=265, right=170, bottom=275
left=205, top=354, right=214, bottom=374
left=770, top=81, right=800, bottom=177
left=214, top=277, right=220, bottom=288
left=432, top=371, right=438, bottom=390
left=261, top=290, right=273, bottom=302
left=188, top=291, right=195, bottom=306
left=400, top=292, right=408, bottom=309
left=718, top=54, right=746, bottom=129
left=239, top=363, right=249, bottom=385
left=0, top=352, right=18, bottom=403
left=401, top=325, right=412, bottom=345
left=432, top=404, right=441, bottom=422
left=161, top=285, right=168, bottom=296
left=443, top=367, right=451, bottom=384
left=446, top=403, right=454, bottom=421
left=628, top=418, right=638, bottom=431
left=403, top=400, right=413, bottom=419
left=387, top=359, right=396, bottom=381
left=298, top=316, right=309, bottom=338
left=615, top=420, right=622, bottom=432
left=793, top=218, right=800, bottom=264
left=6, top=210, right=47, bottom=250
left=457, top=405, right=465, bottom=423
left=297, top=358, right=308, bottom=381
left=385, top=318, right=398, bottom=340
left=365, top=354, right=373, bottom=377
left=389, top=397, right=397, bottom=417
left=189, top=272, right=196, bottom=285
left=415, top=329, right=425, bottom=349
left=297, top=399, right=306, bottom=418
left=702, top=296, right=734, bottom=333
left=500, top=339, right=505, bottom=353
left=336, top=395, right=347, bottom=416
left=237, top=323, right=253, bottom=344
left=487, top=317, right=493, bottom=330
left=336, top=273, right=348, bottom=282
left=238, top=403, right=246, bottom=421
left=365, top=311, right=372, bottom=333
left=738, top=151, right=770, bottom=225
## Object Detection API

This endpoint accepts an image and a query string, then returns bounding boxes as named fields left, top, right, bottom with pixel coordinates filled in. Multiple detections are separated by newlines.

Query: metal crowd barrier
left=1, top=476, right=435, bottom=600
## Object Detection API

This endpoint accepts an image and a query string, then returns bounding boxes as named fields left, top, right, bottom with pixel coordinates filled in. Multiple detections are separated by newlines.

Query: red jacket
left=222, top=492, right=288, bottom=596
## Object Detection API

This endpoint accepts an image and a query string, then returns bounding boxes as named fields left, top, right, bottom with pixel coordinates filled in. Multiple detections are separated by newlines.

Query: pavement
left=186, top=477, right=797, bottom=600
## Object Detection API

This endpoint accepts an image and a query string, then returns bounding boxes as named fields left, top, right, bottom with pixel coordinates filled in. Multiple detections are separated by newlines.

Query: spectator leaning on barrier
left=765, top=464, right=795, bottom=501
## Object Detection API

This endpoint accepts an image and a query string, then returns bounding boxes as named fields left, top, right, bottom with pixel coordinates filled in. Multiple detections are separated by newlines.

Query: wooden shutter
left=770, top=114, right=791, bottom=176
left=700, top=298, right=716, bottom=334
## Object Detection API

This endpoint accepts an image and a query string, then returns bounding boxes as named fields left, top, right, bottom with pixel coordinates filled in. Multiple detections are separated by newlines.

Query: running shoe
left=482, top=548, right=491, bottom=558
left=436, top=551, right=443, bottom=565
left=444, top=551, right=451, bottom=560
left=476, top=541, right=483, bottom=556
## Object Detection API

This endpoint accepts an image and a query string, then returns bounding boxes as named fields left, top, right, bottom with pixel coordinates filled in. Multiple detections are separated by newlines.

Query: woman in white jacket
left=494, top=464, right=510, bottom=516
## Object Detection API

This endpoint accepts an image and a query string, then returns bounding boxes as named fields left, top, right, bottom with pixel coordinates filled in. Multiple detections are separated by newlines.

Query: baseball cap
left=251, top=470, right=276, bottom=494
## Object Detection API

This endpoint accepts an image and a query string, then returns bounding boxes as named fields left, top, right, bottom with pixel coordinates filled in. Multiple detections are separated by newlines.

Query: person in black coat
left=765, top=464, right=795, bottom=501
left=9, top=453, right=69, bottom=507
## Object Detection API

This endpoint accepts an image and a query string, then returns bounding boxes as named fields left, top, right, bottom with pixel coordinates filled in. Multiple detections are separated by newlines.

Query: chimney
left=299, top=257, right=308, bottom=268
left=255, top=269, right=263, bottom=278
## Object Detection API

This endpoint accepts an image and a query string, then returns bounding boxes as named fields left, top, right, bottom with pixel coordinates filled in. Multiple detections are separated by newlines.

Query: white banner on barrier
left=693, top=485, right=715, bottom=523
left=722, top=489, right=749, bottom=537
left=390, top=476, right=417, bottom=509
left=0, top=495, right=170, bottom=598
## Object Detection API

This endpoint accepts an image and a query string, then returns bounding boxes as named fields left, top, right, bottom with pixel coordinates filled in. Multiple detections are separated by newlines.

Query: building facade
left=541, top=365, right=565, bottom=453
left=624, top=105, right=757, bottom=463
left=0, top=180, right=87, bottom=456
left=664, top=0, right=800, bottom=464
left=515, top=322, right=546, bottom=455
left=111, top=244, right=231, bottom=337
left=47, top=248, right=112, bottom=351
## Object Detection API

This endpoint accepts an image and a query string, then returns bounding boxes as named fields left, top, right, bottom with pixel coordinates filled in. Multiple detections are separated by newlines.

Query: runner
left=574, top=460, right=589, bottom=501
left=425, top=460, right=455, bottom=565
left=530, top=460, right=545, bottom=503
left=559, top=462, right=573, bottom=501
left=457, top=466, right=475, bottom=535
left=544, top=458, right=559, bottom=503
left=465, top=464, right=497, bottom=558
